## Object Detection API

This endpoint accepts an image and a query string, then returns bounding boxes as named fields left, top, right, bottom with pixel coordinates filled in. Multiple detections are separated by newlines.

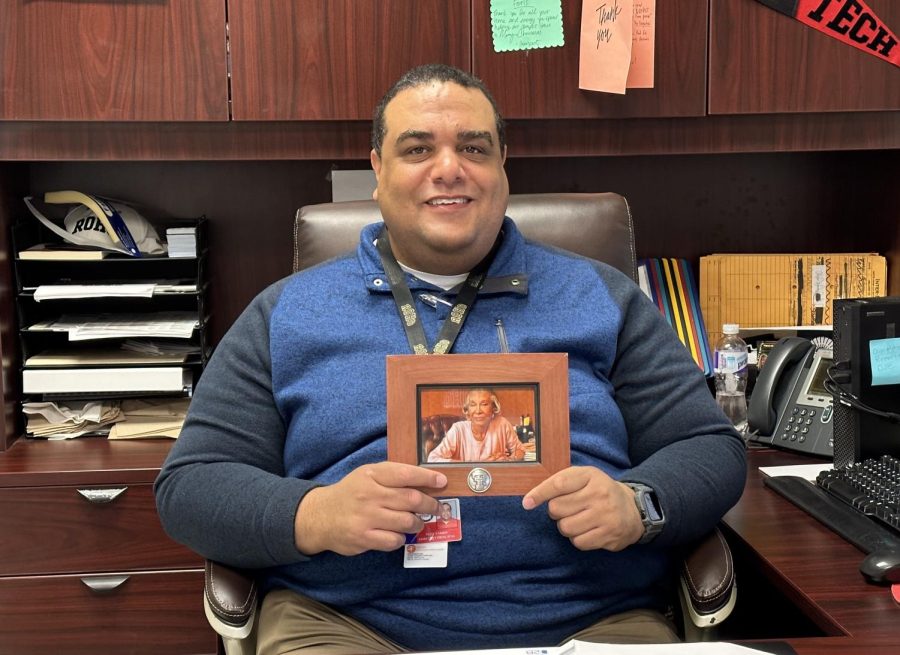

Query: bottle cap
left=722, top=323, right=740, bottom=334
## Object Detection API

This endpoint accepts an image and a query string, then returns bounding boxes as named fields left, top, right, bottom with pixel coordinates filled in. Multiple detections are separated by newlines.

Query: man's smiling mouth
left=426, top=197, right=471, bottom=206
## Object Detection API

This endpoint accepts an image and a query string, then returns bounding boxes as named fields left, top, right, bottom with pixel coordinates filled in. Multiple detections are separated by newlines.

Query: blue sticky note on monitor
left=869, top=337, right=900, bottom=386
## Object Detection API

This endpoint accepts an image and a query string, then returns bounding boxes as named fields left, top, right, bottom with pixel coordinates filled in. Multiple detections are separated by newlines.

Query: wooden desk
left=723, top=448, right=899, bottom=654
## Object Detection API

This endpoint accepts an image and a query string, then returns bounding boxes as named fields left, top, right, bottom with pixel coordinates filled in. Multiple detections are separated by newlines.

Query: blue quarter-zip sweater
left=156, top=218, right=746, bottom=650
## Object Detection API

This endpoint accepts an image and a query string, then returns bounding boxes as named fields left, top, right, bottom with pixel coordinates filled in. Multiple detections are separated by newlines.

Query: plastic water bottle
left=714, top=323, right=748, bottom=436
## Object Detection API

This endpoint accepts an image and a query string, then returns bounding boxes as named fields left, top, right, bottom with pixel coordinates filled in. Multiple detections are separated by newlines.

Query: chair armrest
left=679, top=527, right=737, bottom=631
left=204, top=560, right=258, bottom=654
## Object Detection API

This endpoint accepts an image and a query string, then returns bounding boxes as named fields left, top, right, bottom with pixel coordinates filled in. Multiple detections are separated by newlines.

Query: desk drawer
left=0, top=569, right=215, bottom=655
left=0, top=484, right=200, bottom=575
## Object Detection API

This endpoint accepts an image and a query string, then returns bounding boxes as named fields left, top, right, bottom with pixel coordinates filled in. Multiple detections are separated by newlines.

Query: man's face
left=370, top=81, right=509, bottom=275
left=440, top=504, right=453, bottom=520
left=465, top=390, right=495, bottom=429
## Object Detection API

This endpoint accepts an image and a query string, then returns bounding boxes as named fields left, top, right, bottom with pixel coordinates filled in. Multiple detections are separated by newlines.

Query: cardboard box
left=700, top=253, right=887, bottom=345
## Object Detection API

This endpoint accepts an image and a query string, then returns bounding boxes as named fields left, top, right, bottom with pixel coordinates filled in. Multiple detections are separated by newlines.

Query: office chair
left=203, top=193, right=737, bottom=654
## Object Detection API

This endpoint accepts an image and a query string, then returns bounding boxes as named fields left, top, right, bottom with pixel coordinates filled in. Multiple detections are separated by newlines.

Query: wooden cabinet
left=0, top=438, right=215, bottom=654
left=709, top=0, right=900, bottom=114
left=473, top=0, right=708, bottom=118
left=0, top=0, right=227, bottom=121
left=0, top=572, right=209, bottom=655
left=228, top=0, right=471, bottom=120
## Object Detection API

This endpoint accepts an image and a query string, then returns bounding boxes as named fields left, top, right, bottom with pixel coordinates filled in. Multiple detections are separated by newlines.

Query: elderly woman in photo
left=427, top=388, right=526, bottom=463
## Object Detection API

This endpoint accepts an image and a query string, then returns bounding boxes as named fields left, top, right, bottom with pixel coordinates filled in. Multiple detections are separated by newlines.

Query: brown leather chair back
left=293, top=192, right=636, bottom=281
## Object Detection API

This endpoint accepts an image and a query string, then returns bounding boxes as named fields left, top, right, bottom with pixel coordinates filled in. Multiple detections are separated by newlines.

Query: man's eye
left=462, top=145, right=486, bottom=155
left=406, top=146, right=428, bottom=155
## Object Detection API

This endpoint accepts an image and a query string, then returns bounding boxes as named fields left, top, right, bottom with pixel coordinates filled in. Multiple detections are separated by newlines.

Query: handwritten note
left=870, top=337, right=900, bottom=386
left=579, top=0, right=633, bottom=94
left=491, top=0, right=565, bottom=52
left=626, top=0, right=655, bottom=88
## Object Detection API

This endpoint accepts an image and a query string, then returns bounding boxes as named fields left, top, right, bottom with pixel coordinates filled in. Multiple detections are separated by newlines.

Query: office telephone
left=747, top=336, right=834, bottom=458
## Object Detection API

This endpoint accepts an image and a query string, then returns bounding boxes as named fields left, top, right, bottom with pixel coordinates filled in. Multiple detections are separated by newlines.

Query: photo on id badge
left=415, top=498, right=462, bottom=543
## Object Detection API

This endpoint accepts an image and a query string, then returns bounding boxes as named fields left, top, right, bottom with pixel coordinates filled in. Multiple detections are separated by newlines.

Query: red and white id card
left=403, top=498, right=462, bottom=569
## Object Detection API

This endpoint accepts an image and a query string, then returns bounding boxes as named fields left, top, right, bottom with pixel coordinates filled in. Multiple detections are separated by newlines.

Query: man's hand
left=294, top=463, right=447, bottom=556
left=522, top=466, right=644, bottom=551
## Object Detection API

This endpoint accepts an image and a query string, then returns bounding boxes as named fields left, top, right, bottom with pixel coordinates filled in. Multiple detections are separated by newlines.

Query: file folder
left=639, top=258, right=713, bottom=377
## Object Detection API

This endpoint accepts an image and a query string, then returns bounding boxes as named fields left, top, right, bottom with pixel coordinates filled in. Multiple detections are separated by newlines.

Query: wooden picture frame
left=386, top=353, right=570, bottom=496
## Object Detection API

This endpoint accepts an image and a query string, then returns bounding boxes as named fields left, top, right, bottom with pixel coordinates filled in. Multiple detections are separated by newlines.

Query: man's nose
left=432, top=148, right=464, bottom=183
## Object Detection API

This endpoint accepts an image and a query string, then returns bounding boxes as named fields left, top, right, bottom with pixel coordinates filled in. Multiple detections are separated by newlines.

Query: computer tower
left=831, top=297, right=900, bottom=468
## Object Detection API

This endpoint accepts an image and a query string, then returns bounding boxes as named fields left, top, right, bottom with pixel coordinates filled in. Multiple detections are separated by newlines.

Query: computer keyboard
left=763, top=475, right=900, bottom=554
left=816, top=454, right=900, bottom=533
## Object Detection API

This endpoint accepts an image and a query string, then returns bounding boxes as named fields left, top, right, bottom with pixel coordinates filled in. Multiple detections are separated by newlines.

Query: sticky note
left=870, top=337, right=900, bottom=386
left=491, top=0, right=565, bottom=52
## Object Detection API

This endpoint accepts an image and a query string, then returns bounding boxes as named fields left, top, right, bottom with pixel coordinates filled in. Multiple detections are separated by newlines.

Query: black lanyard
left=376, top=226, right=501, bottom=355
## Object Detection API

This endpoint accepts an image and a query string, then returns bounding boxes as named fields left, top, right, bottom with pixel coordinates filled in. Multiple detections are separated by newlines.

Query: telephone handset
left=747, top=336, right=834, bottom=458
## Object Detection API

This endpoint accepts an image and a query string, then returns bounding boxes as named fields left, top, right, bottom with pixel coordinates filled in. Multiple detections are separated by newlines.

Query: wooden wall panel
left=710, top=0, right=900, bottom=114
left=229, top=0, right=471, bottom=120
left=0, top=1, right=227, bottom=121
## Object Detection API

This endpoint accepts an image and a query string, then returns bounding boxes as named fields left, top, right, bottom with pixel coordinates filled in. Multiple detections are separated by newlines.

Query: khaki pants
left=257, top=588, right=680, bottom=655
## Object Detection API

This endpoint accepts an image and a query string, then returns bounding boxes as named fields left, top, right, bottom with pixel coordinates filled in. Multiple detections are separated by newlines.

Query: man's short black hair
left=371, top=63, right=505, bottom=156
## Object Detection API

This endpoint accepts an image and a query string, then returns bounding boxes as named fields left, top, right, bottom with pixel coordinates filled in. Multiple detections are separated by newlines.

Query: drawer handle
left=77, top=487, right=127, bottom=504
left=81, top=575, right=130, bottom=593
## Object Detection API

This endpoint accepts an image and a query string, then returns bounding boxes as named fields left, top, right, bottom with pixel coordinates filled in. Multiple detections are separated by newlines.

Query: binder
left=639, top=258, right=713, bottom=377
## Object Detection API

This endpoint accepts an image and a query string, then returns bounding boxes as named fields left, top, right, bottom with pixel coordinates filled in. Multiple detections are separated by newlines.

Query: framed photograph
left=386, top=353, right=570, bottom=496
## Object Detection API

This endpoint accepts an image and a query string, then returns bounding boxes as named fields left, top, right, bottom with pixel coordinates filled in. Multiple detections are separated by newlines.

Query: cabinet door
left=0, top=484, right=201, bottom=576
left=709, top=0, right=900, bottom=114
left=0, top=570, right=212, bottom=655
left=472, top=0, right=708, bottom=118
left=229, top=0, right=471, bottom=120
left=0, top=1, right=227, bottom=121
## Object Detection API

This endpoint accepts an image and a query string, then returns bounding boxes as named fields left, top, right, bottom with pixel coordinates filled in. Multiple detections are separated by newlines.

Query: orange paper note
left=579, top=0, right=634, bottom=94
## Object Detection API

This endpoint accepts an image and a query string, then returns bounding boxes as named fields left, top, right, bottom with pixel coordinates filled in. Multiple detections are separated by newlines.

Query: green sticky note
left=491, top=0, right=565, bottom=52
left=870, top=337, right=900, bottom=386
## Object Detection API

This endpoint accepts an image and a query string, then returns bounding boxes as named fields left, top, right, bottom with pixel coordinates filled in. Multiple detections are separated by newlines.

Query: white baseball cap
left=63, top=202, right=165, bottom=255
left=25, top=192, right=166, bottom=256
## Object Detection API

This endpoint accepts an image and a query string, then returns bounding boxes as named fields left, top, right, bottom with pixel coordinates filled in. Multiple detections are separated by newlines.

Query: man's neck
left=397, top=262, right=468, bottom=291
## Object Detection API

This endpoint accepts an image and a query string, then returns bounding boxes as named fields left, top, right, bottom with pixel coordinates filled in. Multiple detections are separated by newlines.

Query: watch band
left=625, top=482, right=665, bottom=544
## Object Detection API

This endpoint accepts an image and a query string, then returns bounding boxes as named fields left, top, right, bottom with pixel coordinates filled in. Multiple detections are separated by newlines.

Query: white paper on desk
left=394, top=640, right=775, bottom=655
left=759, top=463, right=833, bottom=483
left=559, top=640, right=785, bottom=654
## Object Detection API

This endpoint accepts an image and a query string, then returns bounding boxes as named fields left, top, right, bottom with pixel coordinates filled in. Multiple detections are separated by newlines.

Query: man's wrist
left=294, top=487, right=327, bottom=555
left=624, top=482, right=665, bottom=544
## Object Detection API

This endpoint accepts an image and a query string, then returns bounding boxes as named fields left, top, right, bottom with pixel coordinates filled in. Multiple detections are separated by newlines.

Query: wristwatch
left=624, top=482, right=665, bottom=544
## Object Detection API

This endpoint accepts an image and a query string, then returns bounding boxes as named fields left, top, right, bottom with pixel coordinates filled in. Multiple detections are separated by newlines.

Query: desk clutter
left=12, top=210, right=209, bottom=440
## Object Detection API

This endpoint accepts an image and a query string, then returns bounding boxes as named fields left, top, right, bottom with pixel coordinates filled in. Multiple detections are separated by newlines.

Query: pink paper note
left=626, top=0, right=655, bottom=88
left=579, top=0, right=634, bottom=94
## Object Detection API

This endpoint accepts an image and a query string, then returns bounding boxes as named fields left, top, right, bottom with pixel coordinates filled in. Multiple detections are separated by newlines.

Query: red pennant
left=756, top=0, right=899, bottom=68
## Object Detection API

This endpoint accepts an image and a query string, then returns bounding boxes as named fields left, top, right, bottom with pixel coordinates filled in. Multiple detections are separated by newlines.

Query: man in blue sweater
left=155, top=64, right=746, bottom=654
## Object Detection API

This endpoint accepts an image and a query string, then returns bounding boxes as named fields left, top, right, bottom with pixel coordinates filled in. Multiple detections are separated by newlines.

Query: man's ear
left=370, top=149, right=382, bottom=200
left=501, top=144, right=507, bottom=166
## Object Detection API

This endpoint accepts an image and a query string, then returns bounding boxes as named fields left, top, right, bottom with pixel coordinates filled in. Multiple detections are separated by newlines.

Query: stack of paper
left=23, top=401, right=123, bottom=439
left=166, top=226, right=197, bottom=258
left=109, top=398, right=190, bottom=439
left=26, top=311, right=198, bottom=340
left=25, top=347, right=188, bottom=367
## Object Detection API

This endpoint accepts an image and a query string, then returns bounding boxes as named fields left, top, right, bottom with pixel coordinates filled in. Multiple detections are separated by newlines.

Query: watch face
left=642, top=491, right=662, bottom=522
